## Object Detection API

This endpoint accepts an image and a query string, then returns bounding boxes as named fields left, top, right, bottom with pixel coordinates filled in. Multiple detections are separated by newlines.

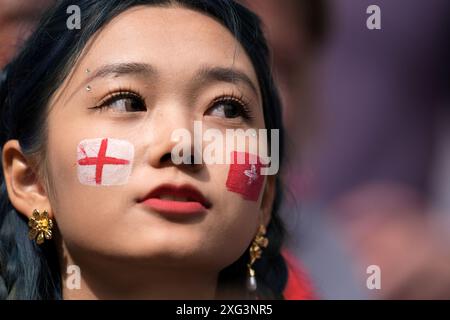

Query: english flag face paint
left=77, top=138, right=134, bottom=186
left=225, top=151, right=266, bottom=201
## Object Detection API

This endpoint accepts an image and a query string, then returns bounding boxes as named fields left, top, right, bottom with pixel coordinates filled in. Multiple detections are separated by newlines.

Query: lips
left=138, top=184, right=212, bottom=215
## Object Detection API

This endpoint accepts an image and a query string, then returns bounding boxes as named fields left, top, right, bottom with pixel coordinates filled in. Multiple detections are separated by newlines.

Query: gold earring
left=28, top=209, right=53, bottom=245
left=246, top=224, right=269, bottom=292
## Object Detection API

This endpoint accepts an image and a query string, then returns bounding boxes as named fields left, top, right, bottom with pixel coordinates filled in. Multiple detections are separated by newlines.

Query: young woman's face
left=45, top=6, right=272, bottom=272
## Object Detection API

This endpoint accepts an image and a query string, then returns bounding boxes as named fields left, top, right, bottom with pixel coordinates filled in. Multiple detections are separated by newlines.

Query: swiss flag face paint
left=225, top=151, right=266, bottom=201
left=77, top=138, right=134, bottom=186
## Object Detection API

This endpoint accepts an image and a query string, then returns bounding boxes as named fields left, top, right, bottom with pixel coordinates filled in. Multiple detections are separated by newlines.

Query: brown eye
left=205, top=98, right=252, bottom=120
left=95, top=92, right=146, bottom=112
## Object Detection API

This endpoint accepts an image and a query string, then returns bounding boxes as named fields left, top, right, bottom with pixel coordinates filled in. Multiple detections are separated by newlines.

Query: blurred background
left=0, top=0, right=54, bottom=68
left=1, top=0, right=450, bottom=299
left=241, top=0, right=450, bottom=299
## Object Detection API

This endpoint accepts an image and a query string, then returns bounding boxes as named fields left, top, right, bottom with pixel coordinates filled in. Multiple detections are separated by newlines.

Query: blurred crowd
left=243, top=0, right=450, bottom=299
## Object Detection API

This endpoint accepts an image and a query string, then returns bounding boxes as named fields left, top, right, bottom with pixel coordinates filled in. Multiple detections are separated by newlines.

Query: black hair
left=0, top=0, right=286, bottom=299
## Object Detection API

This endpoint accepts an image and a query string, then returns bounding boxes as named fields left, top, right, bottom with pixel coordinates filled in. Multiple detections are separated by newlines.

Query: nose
left=146, top=106, right=202, bottom=172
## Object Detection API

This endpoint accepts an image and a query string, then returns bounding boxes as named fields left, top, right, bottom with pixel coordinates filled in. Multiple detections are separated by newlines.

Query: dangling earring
left=28, top=209, right=53, bottom=245
left=246, top=224, right=269, bottom=293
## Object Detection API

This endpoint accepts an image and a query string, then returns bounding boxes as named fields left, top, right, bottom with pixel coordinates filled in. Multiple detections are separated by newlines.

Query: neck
left=60, top=246, right=218, bottom=300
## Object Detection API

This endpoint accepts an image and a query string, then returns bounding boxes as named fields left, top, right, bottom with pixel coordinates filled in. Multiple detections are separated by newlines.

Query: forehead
left=76, top=5, right=258, bottom=85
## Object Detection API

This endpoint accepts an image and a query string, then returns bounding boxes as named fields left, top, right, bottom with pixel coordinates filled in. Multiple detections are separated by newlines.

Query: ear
left=260, top=174, right=276, bottom=228
left=2, top=139, right=52, bottom=219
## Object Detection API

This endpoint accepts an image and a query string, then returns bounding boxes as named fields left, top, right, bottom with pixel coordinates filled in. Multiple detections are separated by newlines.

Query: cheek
left=47, top=136, right=136, bottom=248
left=48, top=136, right=135, bottom=198
left=225, top=151, right=266, bottom=202
left=203, top=152, right=267, bottom=266
left=77, top=137, right=134, bottom=186
left=206, top=199, right=259, bottom=269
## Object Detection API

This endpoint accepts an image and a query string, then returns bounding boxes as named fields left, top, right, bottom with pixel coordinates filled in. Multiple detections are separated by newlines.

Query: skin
left=2, top=5, right=276, bottom=299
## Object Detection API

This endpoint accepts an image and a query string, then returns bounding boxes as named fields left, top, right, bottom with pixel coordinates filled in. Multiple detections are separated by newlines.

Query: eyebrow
left=84, top=62, right=156, bottom=84
left=193, top=66, right=259, bottom=97
left=81, top=62, right=259, bottom=97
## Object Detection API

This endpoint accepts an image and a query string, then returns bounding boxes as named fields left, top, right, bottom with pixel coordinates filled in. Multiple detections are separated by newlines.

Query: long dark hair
left=0, top=0, right=286, bottom=299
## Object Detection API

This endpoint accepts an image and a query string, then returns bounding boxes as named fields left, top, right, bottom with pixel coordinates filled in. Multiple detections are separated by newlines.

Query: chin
left=120, top=234, right=210, bottom=260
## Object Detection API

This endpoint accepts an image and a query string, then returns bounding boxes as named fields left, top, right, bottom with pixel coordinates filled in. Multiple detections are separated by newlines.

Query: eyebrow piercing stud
left=86, top=69, right=92, bottom=91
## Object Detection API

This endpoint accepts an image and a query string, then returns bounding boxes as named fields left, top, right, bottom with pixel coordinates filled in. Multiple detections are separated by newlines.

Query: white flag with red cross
left=77, top=138, right=134, bottom=186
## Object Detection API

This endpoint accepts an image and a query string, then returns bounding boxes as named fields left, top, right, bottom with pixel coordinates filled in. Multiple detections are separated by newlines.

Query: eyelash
left=92, top=88, right=146, bottom=112
left=207, top=93, right=254, bottom=121
left=91, top=89, right=254, bottom=121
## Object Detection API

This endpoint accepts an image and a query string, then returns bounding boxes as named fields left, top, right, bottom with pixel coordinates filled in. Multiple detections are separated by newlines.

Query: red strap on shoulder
left=282, top=249, right=317, bottom=300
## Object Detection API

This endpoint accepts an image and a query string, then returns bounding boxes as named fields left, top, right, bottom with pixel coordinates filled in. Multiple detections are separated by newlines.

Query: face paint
left=77, top=138, right=134, bottom=186
left=225, top=151, right=266, bottom=201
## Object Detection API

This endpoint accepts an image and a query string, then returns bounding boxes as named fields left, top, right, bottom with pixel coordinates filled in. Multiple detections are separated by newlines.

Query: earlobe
left=260, top=174, right=276, bottom=227
left=2, top=139, right=51, bottom=219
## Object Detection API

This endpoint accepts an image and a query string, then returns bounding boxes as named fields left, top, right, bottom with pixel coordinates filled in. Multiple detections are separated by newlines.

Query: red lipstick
left=139, top=184, right=211, bottom=216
